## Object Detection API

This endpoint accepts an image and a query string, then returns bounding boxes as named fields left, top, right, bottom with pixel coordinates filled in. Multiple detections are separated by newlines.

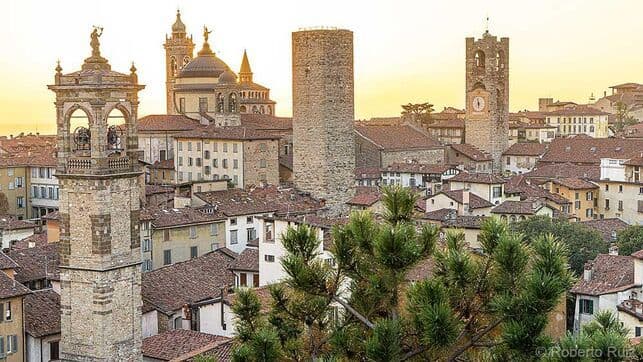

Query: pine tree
left=232, top=186, right=575, bottom=360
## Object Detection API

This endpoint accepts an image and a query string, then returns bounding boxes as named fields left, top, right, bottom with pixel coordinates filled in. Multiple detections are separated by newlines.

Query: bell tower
left=465, top=30, right=509, bottom=172
left=164, top=10, right=195, bottom=114
left=48, top=28, right=145, bottom=361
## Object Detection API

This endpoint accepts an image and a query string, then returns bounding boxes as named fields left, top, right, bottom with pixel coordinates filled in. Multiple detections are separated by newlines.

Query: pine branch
left=331, top=295, right=374, bottom=329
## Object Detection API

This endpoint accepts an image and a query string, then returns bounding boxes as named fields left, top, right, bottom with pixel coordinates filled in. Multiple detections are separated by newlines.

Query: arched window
left=183, top=56, right=190, bottom=68
left=267, top=105, right=272, bottom=115
left=260, top=106, right=265, bottom=114
left=106, top=107, right=127, bottom=152
left=217, top=93, right=225, bottom=113
left=510, top=215, right=516, bottom=223
left=68, top=107, right=91, bottom=152
left=589, top=125, right=595, bottom=133
left=170, top=57, right=178, bottom=76
left=252, top=105, right=258, bottom=114
left=474, top=50, right=485, bottom=68
left=229, top=93, right=237, bottom=113
left=473, top=82, right=485, bottom=90
left=240, top=105, right=247, bottom=113
left=495, top=50, right=505, bottom=71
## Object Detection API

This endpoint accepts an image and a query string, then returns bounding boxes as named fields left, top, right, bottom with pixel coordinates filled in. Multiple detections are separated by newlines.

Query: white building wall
left=142, top=310, right=159, bottom=338
left=600, top=158, right=627, bottom=181
left=175, top=138, right=245, bottom=187
left=225, top=213, right=270, bottom=254
left=198, top=303, right=235, bottom=338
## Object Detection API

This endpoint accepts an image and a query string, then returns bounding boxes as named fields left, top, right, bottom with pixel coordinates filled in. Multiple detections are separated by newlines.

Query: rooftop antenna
left=485, top=16, right=490, bottom=34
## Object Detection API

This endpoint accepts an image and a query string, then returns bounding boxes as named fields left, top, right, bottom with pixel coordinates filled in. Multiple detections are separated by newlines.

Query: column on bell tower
left=164, top=10, right=195, bottom=114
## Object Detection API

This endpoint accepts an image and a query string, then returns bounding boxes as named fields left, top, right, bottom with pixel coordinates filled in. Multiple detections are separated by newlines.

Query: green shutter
left=0, top=336, right=5, bottom=355
left=11, top=335, right=17, bottom=353
left=0, top=303, right=4, bottom=322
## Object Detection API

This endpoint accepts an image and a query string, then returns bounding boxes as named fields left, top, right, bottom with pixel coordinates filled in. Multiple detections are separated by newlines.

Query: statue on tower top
left=203, top=26, right=212, bottom=43
left=91, top=26, right=104, bottom=57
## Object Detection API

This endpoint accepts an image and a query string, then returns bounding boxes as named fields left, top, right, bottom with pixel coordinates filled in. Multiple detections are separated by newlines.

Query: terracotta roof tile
left=187, top=339, right=236, bottom=362
left=580, top=218, right=630, bottom=242
left=545, top=105, right=611, bottom=116
left=239, top=114, right=292, bottom=131
left=0, top=216, right=35, bottom=230
left=195, top=185, right=324, bottom=217
left=425, top=119, right=465, bottom=129
left=491, top=199, right=546, bottom=215
left=8, top=243, right=60, bottom=284
left=624, top=156, right=643, bottom=167
left=230, top=248, right=258, bottom=272
left=354, top=123, right=442, bottom=151
left=144, top=207, right=226, bottom=229
left=502, top=142, right=547, bottom=156
left=137, top=114, right=201, bottom=132
left=442, top=215, right=485, bottom=229
left=23, top=289, right=60, bottom=338
left=552, top=178, right=598, bottom=190
left=524, top=163, right=600, bottom=181
left=436, top=190, right=494, bottom=210
left=142, top=329, right=230, bottom=361
left=421, top=208, right=457, bottom=221
left=150, top=159, right=175, bottom=170
left=571, top=254, right=635, bottom=296
left=0, top=272, right=30, bottom=299
left=142, top=249, right=236, bottom=313
left=450, top=143, right=492, bottom=161
left=383, top=162, right=457, bottom=174
left=11, top=232, right=48, bottom=250
left=0, top=252, right=18, bottom=270
left=450, top=172, right=505, bottom=184
left=539, top=138, right=643, bottom=165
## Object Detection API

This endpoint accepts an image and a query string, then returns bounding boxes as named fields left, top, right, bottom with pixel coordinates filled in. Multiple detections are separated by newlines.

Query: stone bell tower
left=48, top=28, right=145, bottom=361
left=164, top=10, right=195, bottom=114
left=464, top=30, right=509, bottom=172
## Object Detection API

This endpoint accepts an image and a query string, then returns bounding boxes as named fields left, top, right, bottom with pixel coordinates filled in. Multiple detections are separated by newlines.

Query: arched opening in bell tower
left=495, top=50, right=505, bottom=71
left=68, top=107, right=91, bottom=153
left=106, top=107, right=128, bottom=152
left=474, top=50, right=485, bottom=68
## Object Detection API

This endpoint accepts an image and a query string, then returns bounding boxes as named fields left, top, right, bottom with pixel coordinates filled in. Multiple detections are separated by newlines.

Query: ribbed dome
left=172, top=10, right=186, bottom=33
left=179, top=53, right=230, bottom=78
left=219, top=70, right=237, bottom=84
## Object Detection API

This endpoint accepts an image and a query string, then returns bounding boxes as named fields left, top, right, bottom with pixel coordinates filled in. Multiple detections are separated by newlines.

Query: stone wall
left=465, top=34, right=509, bottom=172
left=243, top=139, right=280, bottom=186
left=58, top=175, right=142, bottom=361
left=355, top=135, right=382, bottom=168
left=292, top=29, right=355, bottom=215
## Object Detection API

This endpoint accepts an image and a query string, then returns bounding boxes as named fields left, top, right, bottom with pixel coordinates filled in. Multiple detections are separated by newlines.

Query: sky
left=1, top=0, right=642, bottom=135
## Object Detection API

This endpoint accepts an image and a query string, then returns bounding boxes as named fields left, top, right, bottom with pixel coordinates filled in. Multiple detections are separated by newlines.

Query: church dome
left=219, top=69, right=237, bottom=84
left=179, top=52, right=230, bottom=78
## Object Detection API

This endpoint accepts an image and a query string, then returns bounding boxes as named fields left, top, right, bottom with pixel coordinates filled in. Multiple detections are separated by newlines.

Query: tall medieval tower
left=48, top=29, right=145, bottom=361
left=464, top=31, right=509, bottom=172
left=165, top=10, right=195, bottom=114
left=292, top=29, right=355, bottom=215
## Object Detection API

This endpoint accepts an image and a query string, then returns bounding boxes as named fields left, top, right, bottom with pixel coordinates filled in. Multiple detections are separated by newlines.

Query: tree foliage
left=401, top=102, right=434, bottom=124
left=614, top=101, right=638, bottom=132
left=513, top=216, right=607, bottom=276
left=233, top=186, right=574, bottom=360
left=616, top=225, right=643, bottom=256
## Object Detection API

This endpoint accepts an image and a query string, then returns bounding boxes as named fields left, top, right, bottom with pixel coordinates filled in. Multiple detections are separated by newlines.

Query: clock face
left=472, top=96, right=486, bottom=112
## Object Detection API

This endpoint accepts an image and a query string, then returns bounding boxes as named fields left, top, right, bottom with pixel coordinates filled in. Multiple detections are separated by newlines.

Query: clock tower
left=465, top=31, right=509, bottom=172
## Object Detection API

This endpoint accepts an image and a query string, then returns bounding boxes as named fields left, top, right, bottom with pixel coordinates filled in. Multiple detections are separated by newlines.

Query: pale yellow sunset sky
left=1, top=0, right=642, bottom=135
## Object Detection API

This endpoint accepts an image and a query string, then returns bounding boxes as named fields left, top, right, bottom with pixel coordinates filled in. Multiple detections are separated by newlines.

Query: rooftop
left=0, top=271, right=30, bottom=300
left=491, top=199, right=546, bottom=215
left=142, top=329, right=230, bottom=361
left=539, top=137, right=643, bottom=165
left=0, top=216, right=35, bottom=230
left=383, top=162, right=457, bottom=175
left=552, top=177, right=598, bottom=190
left=450, top=143, right=493, bottom=161
left=23, top=289, right=60, bottom=338
left=137, top=114, right=201, bottom=132
left=502, top=142, right=547, bottom=156
left=433, top=190, right=494, bottom=210
left=571, top=254, right=635, bottom=296
left=545, top=105, right=611, bottom=116
left=354, top=122, right=442, bottom=151
left=450, top=172, right=505, bottom=184
left=142, top=249, right=236, bottom=314
left=580, top=218, right=630, bottom=242
left=8, top=242, right=60, bottom=284
left=143, top=207, right=226, bottom=229
left=230, top=247, right=258, bottom=272
left=523, top=163, right=600, bottom=181
left=178, top=125, right=279, bottom=141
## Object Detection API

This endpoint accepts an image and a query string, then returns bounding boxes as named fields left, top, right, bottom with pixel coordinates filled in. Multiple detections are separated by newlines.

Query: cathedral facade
left=164, top=11, right=276, bottom=125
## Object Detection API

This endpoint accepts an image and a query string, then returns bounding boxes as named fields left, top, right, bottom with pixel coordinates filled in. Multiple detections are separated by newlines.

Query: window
left=7, top=168, right=13, bottom=176
left=197, top=142, right=201, bottom=152
left=265, top=223, right=274, bottom=241
left=233, top=143, right=238, bottom=153
left=163, top=250, right=172, bottom=265
left=619, top=185, right=623, bottom=193
left=188, top=157, right=193, bottom=166
left=240, top=273, right=247, bottom=287
left=188, top=142, right=192, bottom=151
left=6, top=335, right=16, bottom=354
left=190, top=246, right=198, bottom=258
left=230, top=230, right=238, bottom=244
left=246, top=216, right=253, bottom=223
left=575, top=192, right=579, bottom=200
left=260, top=159, right=267, bottom=168
left=259, top=143, right=267, bottom=152
left=204, top=166, right=211, bottom=175
left=160, top=149, right=167, bottom=161
left=32, top=186, right=39, bottom=198
left=199, top=97, right=208, bottom=113
left=213, top=159, right=218, bottom=168
left=178, top=157, right=183, bottom=166
left=16, top=197, right=24, bottom=208
left=222, top=159, right=228, bottom=169
left=173, top=317, right=183, bottom=330
left=210, top=224, right=218, bottom=236
left=15, top=177, right=23, bottom=188
left=142, top=239, right=151, bottom=252
left=5, top=302, right=10, bottom=321
left=506, top=156, right=511, bottom=165
left=223, top=143, right=228, bottom=153
left=580, top=299, right=594, bottom=314
left=178, top=142, right=183, bottom=151
left=142, top=259, right=152, bottom=272
left=48, top=187, right=54, bottom=199
left=247, top=227, right=257, bottom=241
left=233, top=175, right=238, bottom=185
left=163, top=230, right=170, bottom=241
left=204, top=150, right=210, bottom=159
left=586, top=208, right=593, bottom=218
left=41, top=186, right=47, bottom=198
left=233, top=159, right=238, bottom=169
left=574, top=200, right=581, bottom=210
left=179, top=98, right=186, bottom=113
left=230, top=218, right=237, bottom=226
left=50, top=341, right=59, bottom=360
left=264, top=254, right=275, bottom=262
left=211, top=243, right=220, bottom=251
left=492, top=186, right=502, bottom=198
left=605, top=199, right=610, bottom=209
left=189, top=226, right=197, bottom=239
left=637, top=327, right=642, bottom=338
left=605, top=184, right=609, bottom=191
left=253, top=273, right=259, bottom=287
left=196, top=158, right=202, bottom=167
left=586, top=192, right=593, bottom=201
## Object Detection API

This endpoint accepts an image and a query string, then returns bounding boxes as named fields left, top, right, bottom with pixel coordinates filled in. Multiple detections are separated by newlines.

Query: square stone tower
left=292, top=28, right=355, bottom=215
left=464, top=31, right=509, bottom=172
left=164, top=10, right=195, bottom=114
left=48, top=29, right=144, bottom=361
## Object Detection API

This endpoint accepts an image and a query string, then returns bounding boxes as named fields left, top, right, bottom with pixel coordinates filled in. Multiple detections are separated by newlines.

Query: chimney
left=462, top=190, right=470, bottom=213
left=608, top=244, right=619, bottom=256
left=583, top=265, right=593, bottom=282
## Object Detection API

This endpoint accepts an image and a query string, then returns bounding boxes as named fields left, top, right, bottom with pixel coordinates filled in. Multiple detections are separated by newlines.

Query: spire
left=172, top=9, right=187, bottom=36
left=198, top=26, right=214, bottom=56
left=239, top=49, right=253, bottom=83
